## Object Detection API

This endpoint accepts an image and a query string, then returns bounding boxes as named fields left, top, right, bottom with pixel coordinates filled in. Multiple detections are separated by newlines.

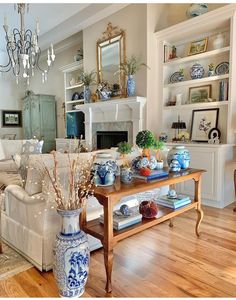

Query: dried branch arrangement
left=43, top=151, right=95, bottom=210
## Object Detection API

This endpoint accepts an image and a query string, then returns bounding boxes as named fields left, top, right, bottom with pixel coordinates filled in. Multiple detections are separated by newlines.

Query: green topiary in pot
left=136, top=130, right=155, bottom=159
left=117, top=141, right=132, bottom=167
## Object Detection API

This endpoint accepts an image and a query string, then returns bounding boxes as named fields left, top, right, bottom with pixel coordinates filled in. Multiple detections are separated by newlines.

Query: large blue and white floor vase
left=53, top=209, right=90, bottom=298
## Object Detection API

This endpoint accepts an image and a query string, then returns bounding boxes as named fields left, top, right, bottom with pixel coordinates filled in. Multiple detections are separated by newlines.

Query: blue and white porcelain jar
left=120, top=167, right=133, bottom=184
left=53, top=209, right=89, bottom=298
left=190, top=63, right=205, bottom=79
left=92, top=153, right=119, bottom=186
left=167, top=145, right=190, bottom=170
left=127, top=75, right=135, bottom=97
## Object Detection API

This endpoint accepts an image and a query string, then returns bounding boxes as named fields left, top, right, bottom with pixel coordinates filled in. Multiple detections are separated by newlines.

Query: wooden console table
left=81, top=168, right=205, bottom=293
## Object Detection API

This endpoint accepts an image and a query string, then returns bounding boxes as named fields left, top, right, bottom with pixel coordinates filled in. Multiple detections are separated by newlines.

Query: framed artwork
left=188, top=37, right=208, bottom=56
left=2, top=110, right=22, bottom=127
left=190, top=108, right=219, bottom=142
left=189, top=85, right=212, bottom=103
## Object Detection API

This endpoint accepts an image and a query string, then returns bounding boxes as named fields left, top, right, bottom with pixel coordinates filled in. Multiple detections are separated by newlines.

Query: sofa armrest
left=5, top=185, right=45, bottom=205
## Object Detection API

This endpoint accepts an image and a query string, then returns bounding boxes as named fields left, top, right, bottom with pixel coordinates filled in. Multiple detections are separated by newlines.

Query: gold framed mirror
left=96, top=23, right=126, bottom=98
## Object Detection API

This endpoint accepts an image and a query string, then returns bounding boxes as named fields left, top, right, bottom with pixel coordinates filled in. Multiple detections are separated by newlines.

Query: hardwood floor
left=0, top=203, right=236, bottom=297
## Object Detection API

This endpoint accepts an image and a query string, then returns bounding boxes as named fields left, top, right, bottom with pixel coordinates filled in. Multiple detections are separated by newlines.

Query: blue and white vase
left=167, top=145, right=190, bottom=170
left=190, top=63, right=205, bottom=79
left=127, top=75, right=135, bottom=97
left=92, top=153, right=119, bottom=186
left=120, top=167, right=133, bottom=184
left=186, top=4, right=208, bottom=18
left=84, top=86, right=91, bottom=103
left=53, top=209, right=89, bottom=298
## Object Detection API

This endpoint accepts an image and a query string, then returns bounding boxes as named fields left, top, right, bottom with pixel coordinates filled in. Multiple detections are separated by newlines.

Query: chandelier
left=0, top=3, right=55, bottom=84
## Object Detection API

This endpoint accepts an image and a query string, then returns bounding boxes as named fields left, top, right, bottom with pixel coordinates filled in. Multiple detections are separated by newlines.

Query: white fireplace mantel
left=75, top=96, right=146, bottom=149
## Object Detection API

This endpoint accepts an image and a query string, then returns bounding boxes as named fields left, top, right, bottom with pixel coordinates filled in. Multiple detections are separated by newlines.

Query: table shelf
left=84, top=201, right=197, bottom=243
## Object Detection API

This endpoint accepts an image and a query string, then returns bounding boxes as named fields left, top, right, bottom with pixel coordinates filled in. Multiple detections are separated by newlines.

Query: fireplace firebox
left=97, top=131, right=128, bottom=149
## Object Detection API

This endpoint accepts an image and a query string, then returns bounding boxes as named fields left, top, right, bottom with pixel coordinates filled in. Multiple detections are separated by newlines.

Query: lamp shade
left=171, top=121, right=186, bottom=129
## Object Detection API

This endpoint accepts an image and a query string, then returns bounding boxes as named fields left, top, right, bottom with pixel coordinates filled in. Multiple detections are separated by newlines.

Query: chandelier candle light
left=1, top=3, right=55, bottom=85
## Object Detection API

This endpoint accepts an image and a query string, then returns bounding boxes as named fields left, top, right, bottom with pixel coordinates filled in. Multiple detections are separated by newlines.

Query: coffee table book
left=156, top=194, right=191, bottom=209
left=99, top=206, right=142, bottom=230
left=132, top=169, right=169, bottom=181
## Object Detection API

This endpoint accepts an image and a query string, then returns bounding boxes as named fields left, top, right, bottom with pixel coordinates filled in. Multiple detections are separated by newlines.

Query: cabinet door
left=179, top=147, right=219, bottom=202
left=30, top=96, right=41, bottom=138
left=22, top=98, right=31, bottom=139
left=40, top=97, right=56, bottom=152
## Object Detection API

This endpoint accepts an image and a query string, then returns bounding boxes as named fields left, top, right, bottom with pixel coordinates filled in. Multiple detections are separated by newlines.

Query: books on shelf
left=132, top=169, right=169, bottom=181
left=99, top=206, right=142, bottom=230
left=156, top=194, right=191, bottom=209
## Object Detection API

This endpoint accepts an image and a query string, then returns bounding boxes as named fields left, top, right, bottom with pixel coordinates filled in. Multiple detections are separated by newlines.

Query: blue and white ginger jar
left=132, top=156, right=149, bottom=170
left=167, top=145, right=190, bottom=170
left=92, top=153, right=119, bottom=186
left=190, top=63, right=205, bottom=79
left=53, top=209, right=89, bottom=298
left=120, top=167, right=133, bottom=184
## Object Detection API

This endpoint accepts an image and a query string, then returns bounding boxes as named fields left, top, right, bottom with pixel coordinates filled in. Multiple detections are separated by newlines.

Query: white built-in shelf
left=164, top=74, right=229, bottom=88
left=163, top=101, right=228, bottom=110
left=65, top=83, right=84, bottom=90
left=163, top=46, right=230, bottom=67
left=66, top=99, right=84, bottom=104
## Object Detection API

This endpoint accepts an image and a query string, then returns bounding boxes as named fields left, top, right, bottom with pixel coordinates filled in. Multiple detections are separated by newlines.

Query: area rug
left=0, top=242, right=33, bottom=280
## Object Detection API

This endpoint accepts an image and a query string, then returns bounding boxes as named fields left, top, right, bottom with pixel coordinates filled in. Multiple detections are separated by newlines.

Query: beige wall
left=83, top=4, right=147, bottom=97
left=0, top=75, right=25, bottom=139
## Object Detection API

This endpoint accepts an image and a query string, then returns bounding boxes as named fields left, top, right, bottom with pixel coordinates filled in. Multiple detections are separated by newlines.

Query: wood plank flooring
left=0, top=203, right=236, bottom=297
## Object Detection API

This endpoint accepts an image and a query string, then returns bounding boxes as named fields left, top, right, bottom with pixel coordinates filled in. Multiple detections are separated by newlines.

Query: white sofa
left=1, top=152, right=140, bottom=271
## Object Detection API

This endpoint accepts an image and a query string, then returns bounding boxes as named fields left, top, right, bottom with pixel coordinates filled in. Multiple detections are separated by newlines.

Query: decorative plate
left=215, top=62, right=229, bottom=75
left=169, top=71, right=182, bottom=83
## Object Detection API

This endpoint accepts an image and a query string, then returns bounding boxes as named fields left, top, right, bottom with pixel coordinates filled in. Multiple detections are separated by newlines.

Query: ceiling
left=0, top=3, right=129, bottom=52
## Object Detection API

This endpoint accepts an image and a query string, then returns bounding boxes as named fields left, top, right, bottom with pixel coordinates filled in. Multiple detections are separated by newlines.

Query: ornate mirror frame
left=96, top=23, right=126, bottom=98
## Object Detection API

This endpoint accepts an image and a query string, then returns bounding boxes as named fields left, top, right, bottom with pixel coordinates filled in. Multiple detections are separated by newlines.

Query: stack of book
left=156, top=194, right=191, bottom=209
left=132, top=169, right=169, bottom=181
left=99, top=206, right=142, bottom=230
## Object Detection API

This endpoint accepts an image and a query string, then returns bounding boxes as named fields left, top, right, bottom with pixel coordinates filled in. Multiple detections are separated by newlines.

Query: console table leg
left=103, top=197, right=113, bottom=293
left=195, top=208, right=204, bottom=237
left=194, top=176, right=203, bottom=237
left=104, top=248, right=113, bottom=293
left=169, top=218, right=174, bottom=228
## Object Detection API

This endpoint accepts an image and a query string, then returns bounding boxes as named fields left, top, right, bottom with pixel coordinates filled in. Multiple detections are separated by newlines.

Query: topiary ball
left=136, top=130, right=155, bottom=149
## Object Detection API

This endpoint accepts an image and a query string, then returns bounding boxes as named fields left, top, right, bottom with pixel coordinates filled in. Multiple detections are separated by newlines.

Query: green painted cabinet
left=22, top=94, right=56, bottom=153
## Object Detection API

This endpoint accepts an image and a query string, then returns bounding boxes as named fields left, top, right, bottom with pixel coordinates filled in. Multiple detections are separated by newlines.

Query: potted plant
left=152, top=139, right=165, bottom=169
left=118, top=55, right=149, bottom=97
left=117, top=141, right=133, bottom=184
left=80, top=70, right=97, bottom=103
left=208, top=63, right=215, bottom=77
left=136, top=130, right=155, bottom=159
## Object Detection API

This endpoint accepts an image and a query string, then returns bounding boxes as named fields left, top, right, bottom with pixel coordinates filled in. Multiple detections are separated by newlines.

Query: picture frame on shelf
left=188, top=37, right=208, bottom=56
left=190, top=108, right=219, bottom=142
left=189, top=85, right=212, bottom=104
left=2, top=110, right=22, bottom=127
